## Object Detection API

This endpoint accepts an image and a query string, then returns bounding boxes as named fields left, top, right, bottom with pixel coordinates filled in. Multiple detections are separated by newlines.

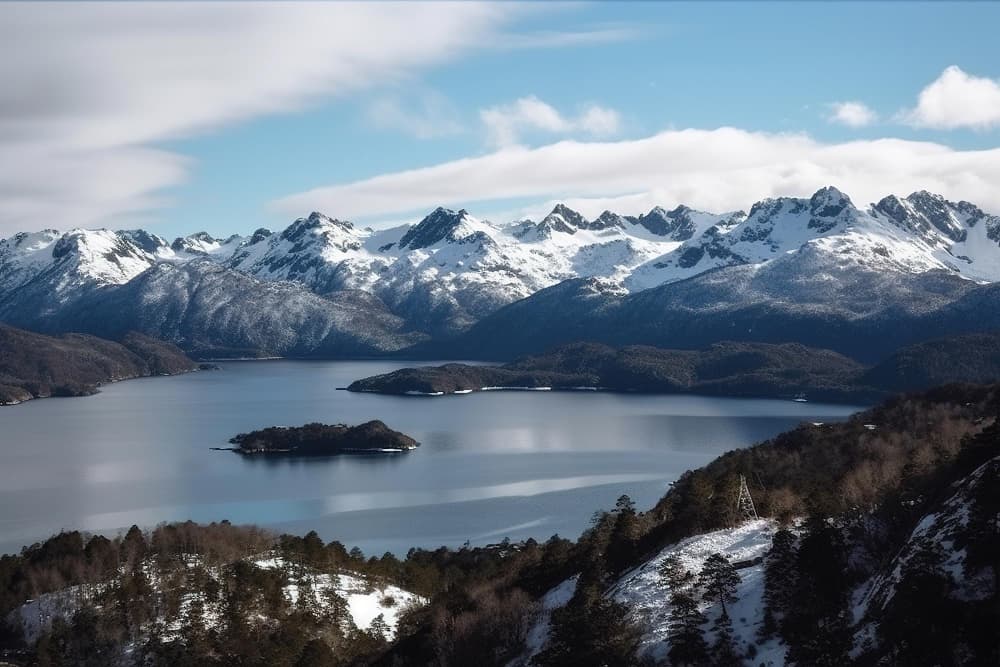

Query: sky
left=2, top=1, right=1000, bottom=239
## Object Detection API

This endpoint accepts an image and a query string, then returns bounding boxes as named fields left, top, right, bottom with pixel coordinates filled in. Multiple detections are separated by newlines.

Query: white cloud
left=828, top=101, right=878, bottom=128
left=900, top=66, right=1000, bottom=130
left=367, top=92, right=464, bottom=140
left=480, top=96, right=622, bottom=147
left=273, top=127, right=1000, bottom=221
left=0, top=1, right=516, bottom=233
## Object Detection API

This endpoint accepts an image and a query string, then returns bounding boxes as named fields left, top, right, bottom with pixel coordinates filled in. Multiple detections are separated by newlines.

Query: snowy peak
left=279, top=211, right=361, bottom=253
left=873, top=190, right=1000, bottom=247
left=117, top=229, right=170, bottom=256
left=632, top=205, right=723, bottom=241
left=533, top=204, right=584, bottom=235
left=547, top=203, right=587, bottom=229
left=809, top=186, right=853, bottom=222
left=48, top=228, right=155, bottom=287
left=398, top=207, right=491, bottom=250
left=591, top=210, right=627, bottom=230
left=248, top=227, right=273, bottom=245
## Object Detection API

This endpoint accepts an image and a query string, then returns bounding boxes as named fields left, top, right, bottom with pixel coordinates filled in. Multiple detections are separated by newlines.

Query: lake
left=0, top=360, right=862, bottom=556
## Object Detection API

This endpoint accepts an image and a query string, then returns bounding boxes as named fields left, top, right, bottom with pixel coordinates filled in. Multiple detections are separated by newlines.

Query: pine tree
left=606, top=495, right=642, bottom=573
left=658, top=554, right=693, bottom=590
left=760, top=528, right=797, bottom=640
left=667, top=590, right=709, bottom=666
left=535, top=579, right=642, bottom=667
left=368, top=613, right=391, bottom=643
left=698, top=553, right=740, bottom=619
left=877, top=538, right=960, bottom=666
left=712, top=612, right=743, bottom=667
left=295, top=638, right=336, bottom=667
left=783, top=517, right=851, bottom=666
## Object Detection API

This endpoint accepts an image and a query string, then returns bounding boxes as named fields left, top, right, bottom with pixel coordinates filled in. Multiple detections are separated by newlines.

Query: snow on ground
left=252, top=556, right=426, bottom=638
left=8, top=554, right=426, bottom=645
left=513, top=575, right=579, bottom=666
left=610, top=519, right=782, bottom=664
left=854, top=455, right=998, bottom=627
left=518, top=520, right=787, bottom=665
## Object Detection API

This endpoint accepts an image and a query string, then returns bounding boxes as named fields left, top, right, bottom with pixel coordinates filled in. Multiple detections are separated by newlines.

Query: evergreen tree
left=760, top=528, right=797, bottom=640
left=661, top=555, right=708, bottom=665
left=877, top=538, right=960, bottom=666
left=667, top=590, right=709, bottom=666
left=368, top=613, right=391, bottom=643
left=783, top=517, right=852, bottom=666
left=295, top=638, right=336, bottom=667
left=711, top=612, right=743, bottom=667
left=606, top=495, right=642, bottom=573
left=321, top=586, right=350, bottom=631
left=698, top=553, right=740, bottom=619
left=535, top=579, right=642, bottom=667
left=658, top=554, right=690, bottom=590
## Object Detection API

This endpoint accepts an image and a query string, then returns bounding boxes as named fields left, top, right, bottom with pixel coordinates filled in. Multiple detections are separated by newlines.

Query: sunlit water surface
left=0, top=360, right=862, bottom=556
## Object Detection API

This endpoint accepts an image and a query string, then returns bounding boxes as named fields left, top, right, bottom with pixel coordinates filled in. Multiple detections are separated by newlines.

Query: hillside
left=349, top=333, right=1000, bottom=403
left=0, top=324, right=197, bottom=405
left=348, top=341, right=873, bottom=402
left=1, top=382, right=997, bottom=665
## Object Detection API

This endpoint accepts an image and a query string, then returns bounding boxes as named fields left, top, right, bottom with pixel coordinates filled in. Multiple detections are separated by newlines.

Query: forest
left=0, top=383, right=997, bottom=665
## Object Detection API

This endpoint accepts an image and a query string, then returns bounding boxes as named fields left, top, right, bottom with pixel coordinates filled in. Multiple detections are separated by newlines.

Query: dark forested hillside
left=349, top=341, right=871, bottom=401
left=2, top=383, right=997, bottom=666
left=0, top=323, right=197, bottom=405
left=351, top=333, right=1000, bottom=403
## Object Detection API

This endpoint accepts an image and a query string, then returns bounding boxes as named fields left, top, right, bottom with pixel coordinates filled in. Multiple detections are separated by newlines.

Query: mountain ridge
left=3, top=186, right=1000, bottom=359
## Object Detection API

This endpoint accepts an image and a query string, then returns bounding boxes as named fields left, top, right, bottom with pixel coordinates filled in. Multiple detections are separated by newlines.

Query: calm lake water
left=0, top=361, right=862, bottom=556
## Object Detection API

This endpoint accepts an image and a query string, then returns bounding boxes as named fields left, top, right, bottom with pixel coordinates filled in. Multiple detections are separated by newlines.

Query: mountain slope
left=47, top=260, right=426, bottom=358
left=3, top=187, right=1000, bottom=358
left=438, top=249, right=987, bottom=362
left=0, top=323, right=196, bottom=404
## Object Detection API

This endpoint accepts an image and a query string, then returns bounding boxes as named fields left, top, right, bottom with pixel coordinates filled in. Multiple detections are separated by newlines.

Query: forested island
left=349, top=334, right=1000, bottom=404
left=228, top=420, right=419, bottom=456
left=0, top=323, right=200, bottom=405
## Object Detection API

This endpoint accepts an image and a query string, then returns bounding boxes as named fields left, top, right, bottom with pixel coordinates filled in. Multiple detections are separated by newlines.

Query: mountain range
left=2, top=187, right=1000, bottom=360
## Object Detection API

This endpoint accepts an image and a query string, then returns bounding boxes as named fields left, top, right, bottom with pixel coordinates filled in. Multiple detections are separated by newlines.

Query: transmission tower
left=736, top=474, right=759, bottom=521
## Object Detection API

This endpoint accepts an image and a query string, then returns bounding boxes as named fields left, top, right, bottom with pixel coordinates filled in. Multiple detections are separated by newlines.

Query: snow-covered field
left=10, top=555, right=426, bottom=645
left=610, top=519, right=785, bottom=665
left=517, top=520, right=787, bottom=666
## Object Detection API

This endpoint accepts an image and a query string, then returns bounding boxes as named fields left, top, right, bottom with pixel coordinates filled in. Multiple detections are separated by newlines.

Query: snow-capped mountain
left=0, top=229, right=158, bottom=325
left=2, top=186, right=1000, bottom=357
left=626, top=187, right=1000, bottom=290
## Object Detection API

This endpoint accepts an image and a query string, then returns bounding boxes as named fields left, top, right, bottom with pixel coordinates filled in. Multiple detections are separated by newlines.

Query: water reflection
left=0, top=360, right=863, bottom=555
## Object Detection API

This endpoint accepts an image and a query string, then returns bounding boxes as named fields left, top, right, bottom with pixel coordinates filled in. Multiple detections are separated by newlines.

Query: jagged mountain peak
left=281, top=212, right=356, bottom=244
left=809, top=185, right=853, bottom=215
left=544, top=203, right=587, bottom=228
left=249, top=228, right=273, bottom=244
left=398, top=206, right=481, bottom=250
left=592, top=210, right=627, bottom=230
left=117, top=229, right=169, bottom=255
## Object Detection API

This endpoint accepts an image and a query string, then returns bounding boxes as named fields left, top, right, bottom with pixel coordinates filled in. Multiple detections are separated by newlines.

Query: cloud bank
left=274, top=127, right=1000, bottom=221
left=0, top=1, right=513, bottom=233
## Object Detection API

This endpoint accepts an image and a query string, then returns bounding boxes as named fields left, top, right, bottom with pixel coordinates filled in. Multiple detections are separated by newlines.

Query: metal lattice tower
left=736, top=474, right=759, bottom=521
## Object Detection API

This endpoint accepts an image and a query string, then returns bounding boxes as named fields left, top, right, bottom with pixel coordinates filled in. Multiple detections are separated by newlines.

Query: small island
left=228, top=420, right=419, bottom=456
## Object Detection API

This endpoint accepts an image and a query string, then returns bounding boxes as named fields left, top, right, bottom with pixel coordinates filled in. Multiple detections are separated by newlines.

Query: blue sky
left=2, top=2, right=1000, bottom=238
